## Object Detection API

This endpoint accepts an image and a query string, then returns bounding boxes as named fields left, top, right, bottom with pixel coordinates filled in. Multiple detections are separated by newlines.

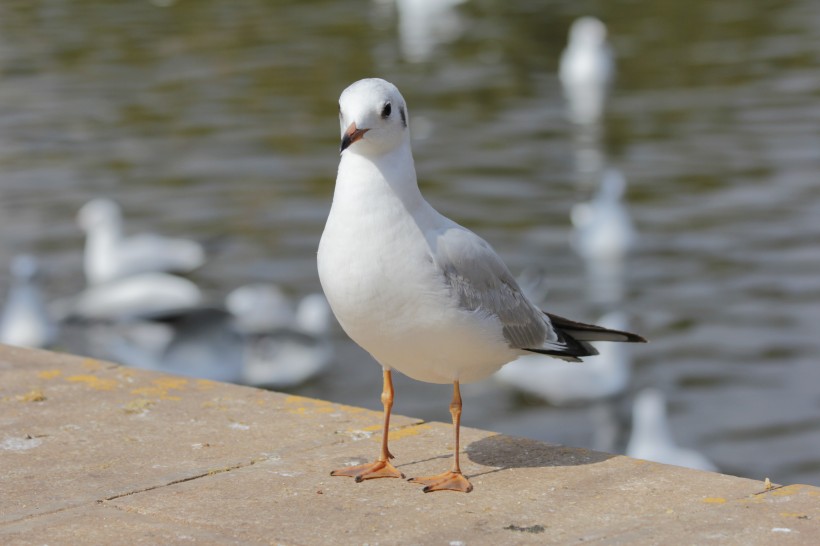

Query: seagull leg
left=331, top=368, right=404, bottom=481
left=409, top=380, right=473, bottom=493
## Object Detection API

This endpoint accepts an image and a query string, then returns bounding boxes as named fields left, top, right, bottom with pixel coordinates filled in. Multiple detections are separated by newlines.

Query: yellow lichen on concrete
left=17, top=389, right=46, bottom=402
left=130, top=378, right=188, bottom=400
left=779, top=512, right=809, bottom=519
left=37, top=370, right=62, bottom=379
left=196, top=379, right=218, bottom=390
left=66, top=374, right=119, bottom=391
left=389, top=424, right=431, bottom=441
left=767, top=484, right=819, bottom=497
left=81, top=359, right=104, bottom=371
left=702, top=497, right=727, bottom=504
left=284, top=395, right=340, bottom=416
left=123, top=399, right=156, bottom=414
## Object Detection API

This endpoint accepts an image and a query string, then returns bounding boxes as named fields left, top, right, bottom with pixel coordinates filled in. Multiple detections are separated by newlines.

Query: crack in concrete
left=0, top=458, right=261, bottom=528
left=100, top=458, right=258, bottom=502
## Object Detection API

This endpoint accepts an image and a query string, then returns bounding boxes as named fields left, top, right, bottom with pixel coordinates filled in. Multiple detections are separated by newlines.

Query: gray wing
left=431, top=226, right=553, bottom=350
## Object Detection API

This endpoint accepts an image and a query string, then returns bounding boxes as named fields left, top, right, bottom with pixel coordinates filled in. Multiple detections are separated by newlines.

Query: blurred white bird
left=77, top=198, right=205, bottom=285
left=494, top=311, right=633, bottom=406
left=225, top=283, right=296, bottom=334
left=0, top=255, right=57, bottom=348
left=394, top=0, right=467, bottom=63
left=232, top=288, right=335, bottom=389
left=559, top=16, right=614, bottom=125
left=53, top=272, right=203, bottom=321
left=626, top=388, right=718, bottom=472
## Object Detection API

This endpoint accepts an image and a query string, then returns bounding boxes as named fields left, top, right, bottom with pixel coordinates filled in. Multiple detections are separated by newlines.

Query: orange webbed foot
left=331, top=459, right=404, bottom=482
left=409, top=470, right=473, bottom=493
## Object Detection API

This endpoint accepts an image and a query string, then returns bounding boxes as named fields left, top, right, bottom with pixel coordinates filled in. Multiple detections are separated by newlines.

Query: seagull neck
left=338, top=143, right=425, bottom=211
left=86, top=221, right=121, bottom=250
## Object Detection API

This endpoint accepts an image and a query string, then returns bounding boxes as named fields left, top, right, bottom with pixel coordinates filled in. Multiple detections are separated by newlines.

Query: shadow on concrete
left=466, top=434, right=614, bottom=475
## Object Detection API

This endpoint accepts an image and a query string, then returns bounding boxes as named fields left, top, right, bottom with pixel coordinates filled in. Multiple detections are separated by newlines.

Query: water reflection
left=0, top=0, right=819, bottom=486
left=571, top=168, right=636, bottom=307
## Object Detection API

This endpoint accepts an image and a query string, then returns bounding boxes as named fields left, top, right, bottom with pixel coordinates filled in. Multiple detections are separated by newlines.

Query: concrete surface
left=1, top=344, right=818, bottom=545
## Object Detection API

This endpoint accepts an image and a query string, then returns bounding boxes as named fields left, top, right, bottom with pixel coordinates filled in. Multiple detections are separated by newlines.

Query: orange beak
left=340, top=122, right=369, bottom=153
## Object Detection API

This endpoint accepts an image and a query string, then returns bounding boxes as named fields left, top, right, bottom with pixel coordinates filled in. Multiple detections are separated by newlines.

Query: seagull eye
left=381, top=102, right=392, bottom=118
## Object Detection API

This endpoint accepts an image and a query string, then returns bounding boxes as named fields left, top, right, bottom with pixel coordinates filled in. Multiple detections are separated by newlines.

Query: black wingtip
left=545, top=311, right=648, bottom=343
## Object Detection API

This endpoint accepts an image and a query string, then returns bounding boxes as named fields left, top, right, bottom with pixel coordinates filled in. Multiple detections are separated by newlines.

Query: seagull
left=626, top=388, right=718, bottom=472
left=559, top=16, right=614, bottom=125
left=228, top=286, right=335, bottom=389
left=225, top=284, right=296, bottom=335
left=318, top=78, right=646, bottom=493
left=0, top=255, right=57, bottom=348
left=77, top=198, right=205, bottom=285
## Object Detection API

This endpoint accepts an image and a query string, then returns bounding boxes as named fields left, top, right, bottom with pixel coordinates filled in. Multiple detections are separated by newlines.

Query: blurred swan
left=77, top=198, right=205, bottom=285
left=394, top=0, right=467, bottom=63
left=234, top=289, right=335, bottom=389
left=53, top=272, right=203, bottom=321
left=494, top=311, right=633, bottom=406
left=0, top=255, right=57, bottom=348
left=572, top=168, right=635, bottom=305
left=559, top=16, right=614, bottom=125
left=626, top=388, right=718, bottom=472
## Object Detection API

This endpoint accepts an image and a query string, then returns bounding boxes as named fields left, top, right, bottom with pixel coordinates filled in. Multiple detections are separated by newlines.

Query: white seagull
left=318, top=78, right=646, bottom=493
left=77, top=198, right=205, bottom=285
left=559, top=16, right=614, bottom=125
left=227, top=286, right=335, bottom=389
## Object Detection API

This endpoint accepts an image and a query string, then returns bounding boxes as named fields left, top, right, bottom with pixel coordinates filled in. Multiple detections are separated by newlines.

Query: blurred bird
left=559, top=16, right=614, bottom=125
left=0, top=255, right=57, bottom=348
left=95, top=308, right=245, bottom=383
left=77, top=198, right=205, bottom=285
left=494, top=311, right=633, bottom=405
left=393, top=0, right=467, bottom=63
left=225, top=283, right=296, bottom=334
left=626, top=388, right=718, bottom=472
left=52, top=272, right=203, bottom=322
left=228, top=285, right=335, bottom=389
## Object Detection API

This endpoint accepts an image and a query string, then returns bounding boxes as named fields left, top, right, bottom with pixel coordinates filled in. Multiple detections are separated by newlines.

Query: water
left=1, top=0, right=819, bottom=486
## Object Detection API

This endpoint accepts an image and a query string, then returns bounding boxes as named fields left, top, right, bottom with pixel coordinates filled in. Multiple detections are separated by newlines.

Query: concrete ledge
left=1, top=344, right=818, bottom=544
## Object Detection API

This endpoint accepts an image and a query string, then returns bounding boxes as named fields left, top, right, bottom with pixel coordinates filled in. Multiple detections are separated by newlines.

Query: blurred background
left=1, top=0, right=819, bottom=487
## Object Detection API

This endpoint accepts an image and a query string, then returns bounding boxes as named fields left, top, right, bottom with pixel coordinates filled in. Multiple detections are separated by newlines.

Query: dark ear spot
left=399, top=106, right=407, bottom=128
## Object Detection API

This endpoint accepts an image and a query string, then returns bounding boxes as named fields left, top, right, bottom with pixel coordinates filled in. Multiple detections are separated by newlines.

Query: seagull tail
left=522, top=312, right=647, bottom=363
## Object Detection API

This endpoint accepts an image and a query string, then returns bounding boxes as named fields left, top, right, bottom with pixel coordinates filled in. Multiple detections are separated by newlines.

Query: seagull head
left=569, top=16, right=607, bottom=46
left=338, top=78, right=409, bottom=156
left=77, top=198, right=122, bottom=232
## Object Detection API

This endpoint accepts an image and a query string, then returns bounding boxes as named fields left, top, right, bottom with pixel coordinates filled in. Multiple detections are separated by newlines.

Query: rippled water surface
left=1, top=0, right=820, bottom=486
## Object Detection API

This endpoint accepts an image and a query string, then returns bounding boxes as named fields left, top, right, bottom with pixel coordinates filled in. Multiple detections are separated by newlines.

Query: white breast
left=318, top=154, right=515, bottom=384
